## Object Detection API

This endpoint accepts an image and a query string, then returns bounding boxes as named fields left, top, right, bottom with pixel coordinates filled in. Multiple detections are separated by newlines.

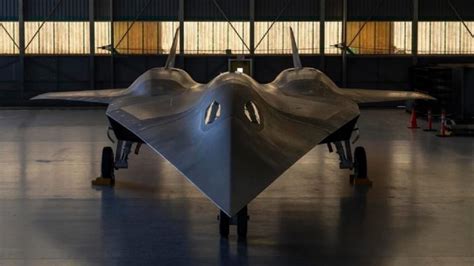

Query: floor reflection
left=1, top=109, right=474, bottom=265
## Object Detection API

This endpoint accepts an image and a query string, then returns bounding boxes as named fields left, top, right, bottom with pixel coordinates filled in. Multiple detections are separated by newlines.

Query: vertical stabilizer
left=165, top=27, right=180, bottom=69
left=289, top=27, right=302, bottom=68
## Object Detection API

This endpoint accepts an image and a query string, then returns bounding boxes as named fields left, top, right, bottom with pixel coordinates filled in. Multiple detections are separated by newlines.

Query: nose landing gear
left=218, top=206, right=249, bottom=240
left=92, top=146, right=115, bottom=186
left=331, top=140, right=372, bottom=186
left=350, top=146, right=372, bottom=186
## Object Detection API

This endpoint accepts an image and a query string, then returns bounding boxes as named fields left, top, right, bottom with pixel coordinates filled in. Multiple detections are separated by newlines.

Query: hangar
left=0, top=0, right=473, bottom=265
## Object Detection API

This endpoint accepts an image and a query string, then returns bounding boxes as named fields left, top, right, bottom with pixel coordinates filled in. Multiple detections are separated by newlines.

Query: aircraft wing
left=31, top=89, right=128, bottom=104
left=337, top=88, right=435, bottom=104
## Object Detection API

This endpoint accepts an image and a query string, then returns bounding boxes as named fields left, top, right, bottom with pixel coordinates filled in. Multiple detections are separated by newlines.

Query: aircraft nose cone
left=189, top=80, right=271, bottom=216
left=196, top=116, right=281, bottom=217
left=189, top=79, right=294, bottom=216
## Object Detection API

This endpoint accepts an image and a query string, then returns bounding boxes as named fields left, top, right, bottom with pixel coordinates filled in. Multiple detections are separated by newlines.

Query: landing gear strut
left=330, top=140, right=372, bottom=186
left=92, top=138, right=140, bottom=186
left=219, top=206, right=249, bottom=239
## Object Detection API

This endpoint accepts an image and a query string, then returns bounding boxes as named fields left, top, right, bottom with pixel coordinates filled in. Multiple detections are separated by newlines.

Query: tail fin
left=165, top=27, right=180, bottom=69
left=289, top=27, right=302, bottom=69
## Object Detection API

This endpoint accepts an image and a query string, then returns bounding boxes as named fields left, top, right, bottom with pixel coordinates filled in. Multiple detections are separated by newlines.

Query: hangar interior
left=0, top=0, right=474, bottom=265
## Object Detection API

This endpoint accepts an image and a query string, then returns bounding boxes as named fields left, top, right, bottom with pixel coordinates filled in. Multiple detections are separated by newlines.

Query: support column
left=341, top=0, right=347, bottom=87
left=179, top=0, right=184, bottom=68
left=249, top=0, right=255, bottom=76
left=89, top=0, right=95, bottom=90
left=110, top=0, right=115, bottom=88
left=18, top=0, right=25, bottom=99
left=249, top=0, right=255, bottom=55
left=412, top=0, right=418, bottom=65
left=319, top=0, right=325, bottom=71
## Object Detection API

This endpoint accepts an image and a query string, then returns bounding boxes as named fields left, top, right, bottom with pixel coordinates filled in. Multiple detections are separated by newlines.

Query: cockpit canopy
left=271, top=67, right=340, bottom=98
left=126, top=67, right=200, bottom=96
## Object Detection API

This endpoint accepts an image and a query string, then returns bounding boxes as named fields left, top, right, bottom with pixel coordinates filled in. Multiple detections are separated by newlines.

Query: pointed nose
left=195, top=79, right=284, bottom=216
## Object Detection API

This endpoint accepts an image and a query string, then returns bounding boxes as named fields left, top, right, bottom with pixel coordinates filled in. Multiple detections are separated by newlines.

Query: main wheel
left=237, top=206, right=248, bottom=238
left=219, top=210, right=230, bottom=238
left=353, top=146, right=367, bottom=179
left=101, top=146, right=115, bottom=179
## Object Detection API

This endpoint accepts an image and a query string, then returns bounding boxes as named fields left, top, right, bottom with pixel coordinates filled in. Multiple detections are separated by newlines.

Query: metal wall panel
left=326, top=0, right=343, bottom=21
left=0, top=0, right=18, bottom=21
left=24, top=0, right=89, bottom=21
left=3, top=55, right=474, bottom=105
left=0, top=57, right=18, bottom=94
left=347, top=0, right=412, bottom=21
left=420, top=0, right=474, bottom=21
left=94, top=0, right=110, bottom=21
left=255, top=0, right=319, bottom=21
left=184, top=0, right=249, bottom=21
left=326, top=0, right=417, bottom=21
left=113, top=0, right=178, bottom=21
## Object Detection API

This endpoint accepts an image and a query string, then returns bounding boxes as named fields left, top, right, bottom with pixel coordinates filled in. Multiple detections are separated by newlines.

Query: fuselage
left=104, top=67, right=360, bottom=216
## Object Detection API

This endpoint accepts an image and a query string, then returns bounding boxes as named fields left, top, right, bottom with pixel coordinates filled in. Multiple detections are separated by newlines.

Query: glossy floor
left=0, top=109, right=473, bottom=266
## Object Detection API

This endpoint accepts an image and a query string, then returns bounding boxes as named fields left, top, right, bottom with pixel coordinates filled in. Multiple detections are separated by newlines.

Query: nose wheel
left=218, top=206, right=249, bottom=239
left=353, top=146, right=367, bottom=179
left=351, top=146, right=372, bottom=186
left=92, top=146, right=115, bottom=186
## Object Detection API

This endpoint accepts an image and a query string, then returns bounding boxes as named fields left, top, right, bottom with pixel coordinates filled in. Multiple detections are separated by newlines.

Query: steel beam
left=110, top=0, right=115, bottom=88
left=319, top=0, right=325, bottom=71
left=179, top=0, right=184, bottom=68
left=18, top=0, right=25, bottom=99
left=89, top=0, right=95, bottom=90
left=341, top=0, right=347, bottom=87
left=412, top=0, right=418, bottom=65
left=249, top=0, right=255, bottom=56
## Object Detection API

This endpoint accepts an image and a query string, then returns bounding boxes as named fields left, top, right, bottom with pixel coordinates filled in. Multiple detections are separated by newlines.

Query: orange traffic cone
left=408, top=107, right=419, bottom=129
left=423, top=109, right=436, bottom=132
left=436, top=109, right=449, bottom=137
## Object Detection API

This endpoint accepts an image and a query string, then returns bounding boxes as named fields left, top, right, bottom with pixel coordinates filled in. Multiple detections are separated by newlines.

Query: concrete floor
left=0, top=108, right=473, bottom=266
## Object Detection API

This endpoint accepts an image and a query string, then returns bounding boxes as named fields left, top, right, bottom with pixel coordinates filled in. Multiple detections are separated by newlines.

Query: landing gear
left=114, top=140, right=133, bottom=169
left=92, top=146, right=115, bottom=186
left=353, top=146, right=367, bottom=179
left=218, top=206, right=249, bottom=239
left=330, top=140, right=372, bottom=186
left=101, top=147, right=115, bottom=179
left=350, top=146, right=372, bottom=186
left=237, top=206, right=248, bottom=238
left=219, top=211, right=230, bottom=238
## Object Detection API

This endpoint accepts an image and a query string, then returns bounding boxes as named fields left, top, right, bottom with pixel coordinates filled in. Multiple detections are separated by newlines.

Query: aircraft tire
left=219, top=210, right=230, bottom=238
left=353, top=146, right=367, bottom=179
left=237, top=206, right=248, bottom=238
left=101, top=146, right=115, bottom=179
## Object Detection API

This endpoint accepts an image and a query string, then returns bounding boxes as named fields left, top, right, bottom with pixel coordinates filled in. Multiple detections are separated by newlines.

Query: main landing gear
left=218, top=206, right=249, bottom=239
left=92, top=140, right=141, bottom=187
left=329, top=140, right=372, bottom=186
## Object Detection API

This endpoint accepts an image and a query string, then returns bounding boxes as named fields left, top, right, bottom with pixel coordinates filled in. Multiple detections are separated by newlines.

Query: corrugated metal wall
left=420, top=0, right=474, bottom=21
left=95, top=0, right=110, bottom=21
left=113, top=0, right=178, bottom=21
left=325, top=0, right=343, bottom=21
left=255, top=0, right=320, bottom=21
left=24, top=0, right=89, bottom=21
left=184, top=0, right=248, bottom=21
left=95, top=0, right=179, bottom=21
left=1, top=0, right=474, bottom=22
left=347, top=0, right=412, bottom=21
left=0, top=0, right=18, bottom=21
